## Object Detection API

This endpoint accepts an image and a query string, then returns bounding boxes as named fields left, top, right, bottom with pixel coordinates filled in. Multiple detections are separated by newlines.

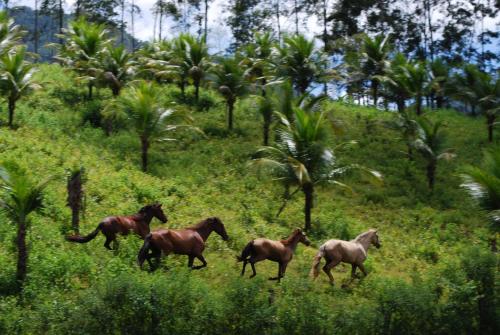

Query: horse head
left=140, top=203, right=168, bottom=224
left=370, top=229, right=381, bottom=249
left=208, top=217, right=229, bottom=241
left=295, top=228, right=311, bottom=246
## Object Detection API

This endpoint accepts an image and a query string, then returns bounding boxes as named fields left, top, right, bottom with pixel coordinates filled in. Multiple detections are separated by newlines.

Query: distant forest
left=2, top=1, right=499, bottom=68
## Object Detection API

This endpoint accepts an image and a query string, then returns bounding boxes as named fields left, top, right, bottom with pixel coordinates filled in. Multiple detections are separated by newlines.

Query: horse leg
left=188, top=255, right=194, bottom=268
left=104, top=236, right=114, bottom=250
left=358, top=263, right=368, bottom=277
left=250, top=262, right=257, bottom=278
left=351, top=264, right=359, bottom=279
left=323, top=259, right=340, bottom=285
left=269, top=262, right=283, bottom=281
left=192, top=255, right=207, bottom=270
left=241, top=260, right=248, bottom=276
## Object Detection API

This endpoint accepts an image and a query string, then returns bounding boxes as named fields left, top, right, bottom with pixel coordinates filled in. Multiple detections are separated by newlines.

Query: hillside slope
left=0, top=64, right=497, bottom=334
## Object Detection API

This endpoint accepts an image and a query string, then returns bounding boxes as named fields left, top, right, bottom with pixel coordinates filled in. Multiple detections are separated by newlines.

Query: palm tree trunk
left=427, top=161, right=436, bottom=191
left=141, top=137, right=149, bottom=172
left=487, top=115, right=495, bottom=143
left=227, top=100, right=234, bottom=131
left=16, top=220, right=28, bottom=287
left=416, top=94, right=422, bottom=115
left=8, top=97, right=16, bottom=129
left=303, top=184, right=314, bottom=231
left=436, top=96, right=443, bottom=109
left=372, top=80, right=378, bottom=107
left=263, top=114, right=271, bottom=146
left=195, top=81, right=200, bottom=102
left=397, top=99, right=405, bottom=113
left=88, top=82, right=93, bottom=100
left=294, top=0, right=299, bottom=34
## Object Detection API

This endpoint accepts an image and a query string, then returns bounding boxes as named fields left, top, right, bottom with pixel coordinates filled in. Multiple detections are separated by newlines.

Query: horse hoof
left=250, top=274, right=256, bottom=278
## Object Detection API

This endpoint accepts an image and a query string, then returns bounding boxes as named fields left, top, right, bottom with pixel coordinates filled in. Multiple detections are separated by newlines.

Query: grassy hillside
left=0, top=64, right=497, bottom=334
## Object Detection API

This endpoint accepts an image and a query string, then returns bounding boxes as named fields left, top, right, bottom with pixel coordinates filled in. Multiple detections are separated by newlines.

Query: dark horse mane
left=187, top=217, right=219, bottom=230
left=280, top=229, right=301, bottom=245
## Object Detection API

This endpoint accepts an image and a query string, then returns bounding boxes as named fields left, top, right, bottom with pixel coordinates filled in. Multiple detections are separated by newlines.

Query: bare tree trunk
left=34, top=0, right=39, bottom=55
left=131, top=0, right=136, bottom=50
left=294, top=0, right=299, bottom=34
left=58, top=0, right=64, bottom=44
left=16, top=220, right=28, bottom=287
left=67, top=169, right=84, bottom=234
left=120, top=0, right=125, bottom=45
left=275, top=0, right=281, bottom=43
left=204, top=0, right=209, bottom=42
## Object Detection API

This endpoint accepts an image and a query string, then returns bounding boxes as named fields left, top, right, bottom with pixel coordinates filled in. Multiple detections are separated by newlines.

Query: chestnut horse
left=137, top=217, right=228, bottom=270
left=66, top=203, right=168, bottom=250
left=237, top=228, right=310, bottom=282
left=310, top=229, right=380, bottom=285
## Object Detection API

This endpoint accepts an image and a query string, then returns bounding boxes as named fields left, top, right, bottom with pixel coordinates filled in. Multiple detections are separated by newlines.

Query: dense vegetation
left=0, top=4, right=498, bottom=335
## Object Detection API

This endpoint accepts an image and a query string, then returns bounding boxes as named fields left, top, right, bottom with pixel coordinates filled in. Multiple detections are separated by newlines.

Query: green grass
left=0, top=64, right=497, bottom=334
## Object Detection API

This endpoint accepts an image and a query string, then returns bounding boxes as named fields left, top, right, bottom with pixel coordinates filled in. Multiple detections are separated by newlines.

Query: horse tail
left=138, top=233, right=152, bottom=268
left=66, top=223, right=102, bottom=243
left=236, top=240, right=254, bottom=262
left=310, top=245, right=325, bottom=279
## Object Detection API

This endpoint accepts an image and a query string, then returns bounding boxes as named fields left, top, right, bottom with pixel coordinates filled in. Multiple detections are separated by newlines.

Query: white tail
left=309, top=247, right=325, bottom=279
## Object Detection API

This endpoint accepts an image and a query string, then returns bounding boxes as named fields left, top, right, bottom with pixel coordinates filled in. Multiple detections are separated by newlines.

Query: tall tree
left=74, top=0, right=119, bottom=26
left=41, top=1, right=65, bottom=45
left=226, top=0, right=270, bottom=52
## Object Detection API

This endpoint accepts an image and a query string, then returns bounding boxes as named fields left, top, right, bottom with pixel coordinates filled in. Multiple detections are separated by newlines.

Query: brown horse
left=310, top=229, right=380, bottom=285
left=66, top=203, right=168, bottom=250
left=237, top=228, right=311, bottom=282
left=137, top=217, right=228, bottom=270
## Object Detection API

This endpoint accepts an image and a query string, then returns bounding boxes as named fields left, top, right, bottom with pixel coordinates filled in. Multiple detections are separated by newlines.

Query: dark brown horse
left=237, top=228, right=310, bottom=282
left=137, top=217, right=228, bottom=270
left=66, top=203, right=168, bottom=250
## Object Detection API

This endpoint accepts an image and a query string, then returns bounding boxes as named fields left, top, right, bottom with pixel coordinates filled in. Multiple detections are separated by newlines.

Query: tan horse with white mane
left=310, top=229, right=380, bottom=285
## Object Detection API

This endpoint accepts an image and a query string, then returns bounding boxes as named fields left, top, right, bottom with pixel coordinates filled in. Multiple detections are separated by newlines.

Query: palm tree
left=0, top=11, right=24, bottom=56
left=55, top=17, right=110, bottom=99
left=360, top=34, right=391, bottom=107
left=251, top=107, right=380, bottom=231
left=404, top=60, right=429, bottom=115
left=209, top=57, right=247, bottom=131
left=413, top=118, right=454, bottom=190
left=0, top=46, right=39, bottom=128
left=116, top=81, right=197, bottom=172
left=0, top=163, right=51, bottom=288
left=97, top=45, right=136, bottom=97
left=377, top=53, right=411, bottom=113
left=461, top=149, right=500, bottom=237
left=182, top=35, right=210, bottom=102
left=428, top=58, right=450, bottom=109
left=276, top=35, right=325, bottom=94
left=239, top=31, right=276, bottom=96
left=451, top=65, right=499, bottom=142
